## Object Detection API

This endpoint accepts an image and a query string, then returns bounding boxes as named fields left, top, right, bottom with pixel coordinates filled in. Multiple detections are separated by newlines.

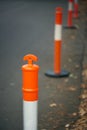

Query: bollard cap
left=22, top=54, right=39, bottom=71
left=22, top=54, right=39, bottom=101
left=55, top=7, right=63, bottom=24
left=56, top=7, right=63, bottom=12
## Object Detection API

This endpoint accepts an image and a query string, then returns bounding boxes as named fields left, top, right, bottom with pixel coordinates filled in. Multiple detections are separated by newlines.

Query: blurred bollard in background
left=64, top=0, right=77, bottom=29
left=73, top=0, right=79, bottom=18
left=45, top=7, right=69, bottom=78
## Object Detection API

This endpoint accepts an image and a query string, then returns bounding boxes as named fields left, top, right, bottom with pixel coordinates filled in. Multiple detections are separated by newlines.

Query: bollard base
left=63, top=25, right=77, bottom=29
left=45, top=70, right=69, bottom=78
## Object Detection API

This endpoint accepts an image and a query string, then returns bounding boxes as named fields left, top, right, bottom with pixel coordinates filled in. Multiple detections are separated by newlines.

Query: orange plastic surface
left=22, top=54, right=39, bottom=101
left=54, top=40, right=61, bottom=74
left=73, top=3, right=78, bottom=18
left=55, top=7, right=62, bottom=25
left=67, top=10, right=73, bottom=26
left=69, top=0, right=73, bottom=2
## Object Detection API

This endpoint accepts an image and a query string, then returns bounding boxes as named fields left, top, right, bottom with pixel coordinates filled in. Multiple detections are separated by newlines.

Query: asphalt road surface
left=0, top=0, right=83, bottom=130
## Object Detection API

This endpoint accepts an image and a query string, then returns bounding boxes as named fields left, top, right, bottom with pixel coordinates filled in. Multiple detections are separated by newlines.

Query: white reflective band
left=54, top=25, right=62, bottom=40
left=69, top=2, right=73, bottom=10
left=23, top=101, right=38, bottom=130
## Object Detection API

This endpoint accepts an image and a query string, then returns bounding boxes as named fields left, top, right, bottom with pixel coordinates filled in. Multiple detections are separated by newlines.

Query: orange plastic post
left=68, top=0, right=73, bottom=27
left=22, top=54, right=39, bottom=130
left=22, top=54, right=39, bottom=101
left=54, top=7, right=62, bottom=74
left=73, top=0, right=79, bottom=18
left=64, top=0, right=77, bottom=29
left=45, top=7, right=69, bottom=78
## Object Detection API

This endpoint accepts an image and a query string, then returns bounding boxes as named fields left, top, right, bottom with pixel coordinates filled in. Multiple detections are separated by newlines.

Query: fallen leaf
left=82, top=69, right=87, bottom=80
left=79, top=108, right=86, bottom=116
left=65, top=124, right=70, bottom=128
left=64, top=78, right=69, bottom=83
left=49, top=103, right=57, bottom=107
left=69, top=73, right=74, bottom=78
left=81, top=83, right=86, bottom=89
left=75, top=64, right=80, bottom=69
left=81, top=93, right=87, bottom=99
left=68, top=86, right=77, bottom=91
left=72, top=112, right=77, bottom=116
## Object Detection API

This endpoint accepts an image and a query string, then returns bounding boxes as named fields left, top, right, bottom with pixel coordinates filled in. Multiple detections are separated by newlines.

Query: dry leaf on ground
left=68, top=86, right=77, bottom=91
left=49, top=103, right=57, bottom=107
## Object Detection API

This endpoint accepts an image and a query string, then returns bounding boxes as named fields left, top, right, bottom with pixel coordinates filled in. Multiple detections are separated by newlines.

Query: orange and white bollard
left=22, top=54, right=39, bottom=130
left=64, top=0, right=77, bottom=29
left=45, top=7, right=69, bottom=78
left=73, top=0, right=79, bottom=18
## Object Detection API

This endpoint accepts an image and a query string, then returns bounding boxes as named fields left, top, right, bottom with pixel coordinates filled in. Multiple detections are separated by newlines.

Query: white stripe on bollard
left=23, top=101, right=38, bottom=130
left=69, top=2, right=73, bottom=11
left=54, top=25, right=62, bottom=40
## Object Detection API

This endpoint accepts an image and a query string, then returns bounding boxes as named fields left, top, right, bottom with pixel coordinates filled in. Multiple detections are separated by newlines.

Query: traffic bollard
left=73, top=0, right=79, bottom=18
left=64, top=0, right=77, bottom=29
left=22, top=54, right=39, bottom=130
left=45, top=7, right=69, bottom=78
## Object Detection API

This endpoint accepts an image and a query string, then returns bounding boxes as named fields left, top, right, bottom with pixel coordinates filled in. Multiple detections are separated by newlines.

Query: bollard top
left=56, top=7, right=63, bottom=13
left=69, top=0, right=73, bottom=2
left=55, top=7, right=63, bottom=25
left=22, top=54, right=39, bottom=71
left=24, top=54, right=38, bottom=66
